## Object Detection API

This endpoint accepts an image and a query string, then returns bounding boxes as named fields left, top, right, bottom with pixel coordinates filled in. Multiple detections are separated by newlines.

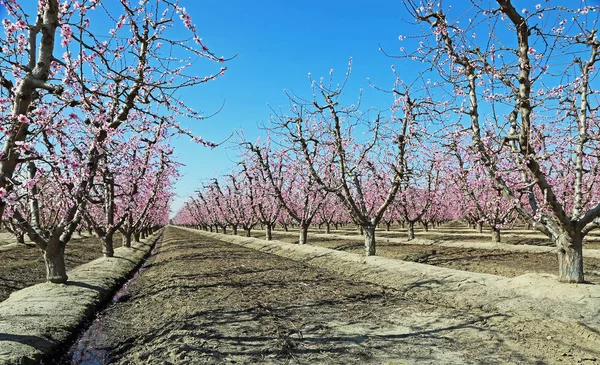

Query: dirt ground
left=251, top=230, right=600, bottom=285
left=0, top=234, right=115, bottom=302
left=64, top=227, right=600, bottom=364
left=285, top=225, right=600, bottom=249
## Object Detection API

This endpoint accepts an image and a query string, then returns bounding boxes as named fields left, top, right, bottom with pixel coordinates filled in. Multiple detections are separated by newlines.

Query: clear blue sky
left=169, top=0, right=412, bottom=215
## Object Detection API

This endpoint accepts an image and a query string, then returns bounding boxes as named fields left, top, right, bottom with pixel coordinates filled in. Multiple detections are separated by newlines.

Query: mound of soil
left=313, top=239, right=600, bottom=285
left=0, top=234, right=110, bottom=302
left=249, top=230, right=600, bottom=284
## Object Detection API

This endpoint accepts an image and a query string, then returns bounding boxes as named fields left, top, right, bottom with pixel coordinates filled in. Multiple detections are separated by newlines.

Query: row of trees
left=0, top=0, right=225, bottom=283
left=173, top=127, right=519, bottom=246
left=176, top=0, right=600, bottom=284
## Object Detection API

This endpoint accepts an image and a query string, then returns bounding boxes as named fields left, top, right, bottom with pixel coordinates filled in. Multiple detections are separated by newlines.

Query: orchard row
left=0, top=1, right=226, bottom=283
left=176, top=1, right=600, bottom=284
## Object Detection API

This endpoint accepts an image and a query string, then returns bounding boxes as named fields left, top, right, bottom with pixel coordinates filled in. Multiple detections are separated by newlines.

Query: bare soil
left=68, top=227, right=600, bottom=364
left=288, top=225, right=600, bottom=249
left=0, top=234, right=116, bottom=302
left=253, top=231, right=600, bottom=285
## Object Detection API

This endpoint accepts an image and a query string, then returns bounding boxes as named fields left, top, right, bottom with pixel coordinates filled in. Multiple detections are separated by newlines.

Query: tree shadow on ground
left=106, top=303, right=538, bottom=364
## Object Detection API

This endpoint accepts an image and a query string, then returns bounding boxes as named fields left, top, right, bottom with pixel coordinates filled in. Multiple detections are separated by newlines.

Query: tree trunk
left=423, top=222, right=429, bottom=232
left=134, top=231, right=141, bottom=242
left=326, top=222, right=331, bottom=234
left=358, top=226, right=363, bottom=235
left=385, top=221, right=391, bottom=231
left=283, top=223, right=289, bottom=232
left=102, top=232, right=114, bottom=257
left=408, top=222, right=415, bottom=240
left=43, top=241, right=68, bottom=283
left=364, top=225, right=376, bottom=256
left=299, top=222, right=309, bottom=244
left=478, top=222, right=483, bottom=233
left=491, top=227, right=501, bottom=243
left=122, top=231, right=132, bottom=248
left=15, top=232, right=25, bottom=244
left=245, top=228, right=251, bottom=237
left=334, top=223, right=339, bottom=230
left=556, top=233, right=584, bottom=283
left=232, top=225, right=238, bottom=235
left=266, top=223, right=273, bottom=241
left=221, top=226, right=227, bottom=234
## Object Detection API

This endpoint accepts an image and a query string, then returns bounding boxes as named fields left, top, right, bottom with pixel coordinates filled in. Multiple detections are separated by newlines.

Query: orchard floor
left=272, top=225, right=600, bottom=249
left=243, top=230, right=600, bottom=285
left=69, top=226, right=600, bottom=364
left=0, top=234, right=114, bottom=302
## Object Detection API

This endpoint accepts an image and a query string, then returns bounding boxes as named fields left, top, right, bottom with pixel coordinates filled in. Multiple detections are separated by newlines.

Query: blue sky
left=169, top=0, right=410, bottom=215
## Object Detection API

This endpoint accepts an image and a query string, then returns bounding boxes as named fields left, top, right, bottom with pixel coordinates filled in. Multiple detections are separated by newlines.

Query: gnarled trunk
left=265, top=223, right=273, bottom=241
left=102, top=231, right=114, bottom=257
left=364, top=225, right=376, bottom=256
left=299, top=222, right=309, bottom=245
left=408, top=222, right=415, bottom=240
left=491, top=227, right=501, bottom=243
left=134, top=231, right=141, bottom=242
left=556, top=233, right=584, bottom=283
left=122, top=231, right=132, bottom=248
left=43, top=241, right=68, bottom=283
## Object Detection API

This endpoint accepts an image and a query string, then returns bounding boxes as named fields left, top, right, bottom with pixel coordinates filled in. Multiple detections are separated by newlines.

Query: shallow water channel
left=60, top=236, right=163, bottom=365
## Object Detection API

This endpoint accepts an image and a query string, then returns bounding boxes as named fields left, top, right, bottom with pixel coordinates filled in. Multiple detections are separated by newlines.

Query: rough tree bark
left=557, top=232, right=584, bottom=283
left=265, top=223, right=273, bottom=240
left=298, top=221, right=310, bottom=245
left=491, top=227, right=501, bottom=243
left=43, top=239, right=67, bottom=284
left=122, top=231, right=132, bottom=248
left=408, top=222, right=415, bottom=240
left=364, top=224, right=376, bottom=256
